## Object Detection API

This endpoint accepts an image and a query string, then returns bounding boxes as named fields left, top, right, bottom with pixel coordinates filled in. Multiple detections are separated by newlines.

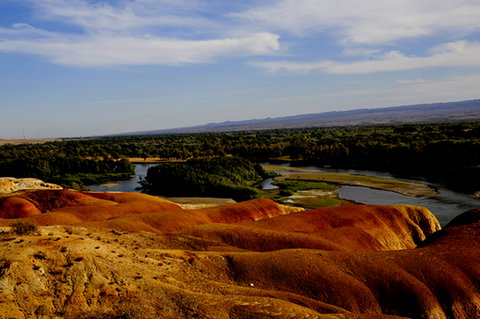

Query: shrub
left=64, top=226, right=74, bottom=235
left=279, top=189, right=294, bottom=197
left=10, top=219, right=39, bottom=235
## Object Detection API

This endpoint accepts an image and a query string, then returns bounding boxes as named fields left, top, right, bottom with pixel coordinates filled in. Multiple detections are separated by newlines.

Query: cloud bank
left=0, top=1, right=281, bottom=66
left=0, top=29, right=280, bottom=66
left=250, top=40, right=480, bottom=74
left=0, top=0, right=479, bottom=72
left=233, top=0, right=480, bottom=44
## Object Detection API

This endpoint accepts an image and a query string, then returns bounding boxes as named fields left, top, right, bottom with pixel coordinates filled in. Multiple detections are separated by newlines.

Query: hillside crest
left=115, top=99, right=480, bottom=135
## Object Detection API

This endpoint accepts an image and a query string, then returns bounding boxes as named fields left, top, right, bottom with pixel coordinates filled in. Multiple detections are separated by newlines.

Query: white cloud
left=330, top=74, right=480, bottom=100
left=342, top=48, right=380, bottom=57
left=396, top=78, right=427, bottom=85
left=255, top=75, right=480, bottom=108
left=250, top=40, right=480, bottom=74
left=2, top=0, right=480, bottom=71
left=0, top=0, right=284, bottom=66
left=0, top=31, right=280, bottom=66
left=395, top=74, right=480, bottom=98
left=35, top=0, right=210, bottom=32
left=233, top=0, right=480, bottom=44
left=0, top=24, right=56, bottom=38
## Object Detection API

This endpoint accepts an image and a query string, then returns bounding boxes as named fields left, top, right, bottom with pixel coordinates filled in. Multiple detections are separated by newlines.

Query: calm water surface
left=88, top=162, right=480, bottom=227
left=87, top=163, right=153, bottom=192
left=262, top=162, right=480, bottom=227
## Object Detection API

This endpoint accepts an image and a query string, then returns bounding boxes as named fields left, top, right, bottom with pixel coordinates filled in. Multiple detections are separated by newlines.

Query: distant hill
left=118, top=99, right=480, bottom=135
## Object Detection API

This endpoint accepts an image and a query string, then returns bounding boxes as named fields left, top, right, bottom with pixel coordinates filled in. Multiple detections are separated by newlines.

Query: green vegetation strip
left=278, top=173, right=437, bottom=197
left=294, top=196, right=342, bottom=208
left=261, top=165, right=322, bottom=173
left=273, top=180, right=337, bottom=192
left=2, top=121, right=477, bottom=193
left=284, top=173, right=402, bottom=185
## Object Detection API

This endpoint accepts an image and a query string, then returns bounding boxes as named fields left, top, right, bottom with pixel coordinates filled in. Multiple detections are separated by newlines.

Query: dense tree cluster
left=138, top=157, right=270, bottom=201
left=0, top=141, right=135, bottom=189
left=1, top=121, right=480, bottom=192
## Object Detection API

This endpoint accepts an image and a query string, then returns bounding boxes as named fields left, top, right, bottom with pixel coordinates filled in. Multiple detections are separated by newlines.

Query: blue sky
left=1, top=0, right=480, bottom=138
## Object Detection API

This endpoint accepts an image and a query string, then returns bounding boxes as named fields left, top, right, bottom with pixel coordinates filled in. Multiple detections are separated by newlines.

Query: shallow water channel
left=262, top=162, right=480, bottom=227
left=87, top=163, right=153, bottom=193
left=87, top=162, right=480, bottom=227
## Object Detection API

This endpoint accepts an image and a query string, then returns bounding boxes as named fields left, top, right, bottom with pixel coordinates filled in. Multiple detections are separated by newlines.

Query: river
left=263, top=162, right=480, bottom=227
left=87, top=162, right=480, bottom=227
left=87, top=163, right=152, bottom=193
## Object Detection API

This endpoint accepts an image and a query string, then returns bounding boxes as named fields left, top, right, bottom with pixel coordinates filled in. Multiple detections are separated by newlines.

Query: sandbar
left=275, top=172, right=437, bottom=198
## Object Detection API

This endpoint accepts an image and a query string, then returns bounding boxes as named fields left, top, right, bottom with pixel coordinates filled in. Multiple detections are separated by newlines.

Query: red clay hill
left=0, top=188, right=479, bottom=319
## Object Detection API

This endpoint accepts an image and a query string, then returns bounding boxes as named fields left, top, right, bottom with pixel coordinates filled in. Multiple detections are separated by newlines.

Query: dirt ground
left=0, top=138, right=61, bottom=146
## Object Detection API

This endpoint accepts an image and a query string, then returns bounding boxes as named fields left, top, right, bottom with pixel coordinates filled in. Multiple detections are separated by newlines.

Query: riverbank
left=263, top=164, right=437, bottom=198
left=277, top=172, right=437, bottom=198
left=86, top=161, right=476, bottom=226
left=128, top=157, right=186, bottom=164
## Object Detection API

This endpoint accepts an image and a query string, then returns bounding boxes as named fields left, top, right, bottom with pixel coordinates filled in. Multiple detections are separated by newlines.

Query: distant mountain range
left=116, top=99, right=480, bottom=135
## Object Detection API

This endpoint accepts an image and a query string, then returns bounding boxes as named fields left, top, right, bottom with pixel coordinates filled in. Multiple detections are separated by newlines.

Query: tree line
left=0, top=142, right=135, bottom=189
left=1, top=121, right=480, bottom=192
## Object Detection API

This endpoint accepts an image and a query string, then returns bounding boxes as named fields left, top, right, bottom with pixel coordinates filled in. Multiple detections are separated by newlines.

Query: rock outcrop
left=0, top=189, right=479, bottom=319
left=0, top=178, right=62, bottom=194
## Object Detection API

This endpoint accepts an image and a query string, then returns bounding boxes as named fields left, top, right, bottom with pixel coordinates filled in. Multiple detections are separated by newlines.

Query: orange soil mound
left=0, top=197, right=42, bottom=219
left=177, top=204, right=439, bottom=252
left=215, top=209, right=480, bottom=318
left=1, top=188, right=480, bottom=318
left=79, top=198, right=288, bottom=233
left=0, top=190, right=181, bottom=226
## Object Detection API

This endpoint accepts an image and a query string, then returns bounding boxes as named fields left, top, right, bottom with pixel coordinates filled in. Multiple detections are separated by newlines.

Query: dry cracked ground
left=0, top=186, right=479, bottom=319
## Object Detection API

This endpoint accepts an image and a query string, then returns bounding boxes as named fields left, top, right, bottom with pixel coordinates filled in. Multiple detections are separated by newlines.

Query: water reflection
left=87, top=163, right=154, bottom=193
left=335, top=186, right=478, bottom=227
left=255, top=178, right=279, bottom=190
left=262, top=162, right=480, bottom=227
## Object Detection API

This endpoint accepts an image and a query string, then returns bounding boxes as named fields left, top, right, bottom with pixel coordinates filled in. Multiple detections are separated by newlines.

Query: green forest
left=1, top=121, right=480, bottom=193
left=138, top=157, right=275, bottom=201
left=0, top=141, right=136, bottom=190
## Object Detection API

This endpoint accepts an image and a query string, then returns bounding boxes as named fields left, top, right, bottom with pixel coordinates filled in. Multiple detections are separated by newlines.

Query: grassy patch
left=258, top=179, right=344, bottom=209
left=10, top=219, right=39, bottom=235
left=272, top=180, right=338, bottom=192
left=281, top=172, right=410, bottom=187
left=296, top=196, right=342, bottom=208
left=278, top=195, right=342, bottom=208
left=261, top=165, right=321, bottom=172
left=50, top=172, right=133, bottom=189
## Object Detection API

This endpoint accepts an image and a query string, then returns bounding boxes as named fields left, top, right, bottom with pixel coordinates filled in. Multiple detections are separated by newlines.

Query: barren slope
left=0, top=189, right=479, bottom=319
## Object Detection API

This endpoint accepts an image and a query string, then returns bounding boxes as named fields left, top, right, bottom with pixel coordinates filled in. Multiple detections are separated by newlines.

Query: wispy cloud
left=254, top=75, right=480, bottom=106
left=396, top=78, right=427, bottom=85
left=342, top=48, right=380, bottom=57
left=35, top=0, right=212, bottom=33
left=1, top=0, right=480, bottom=71
left=0, top=31, right=280, bottom=66
left=233, top=0, right=480, bottom=44
left=326, top=74, right=480, bottom=100
left=250, top=40, right=480, bottom=74
left=0, top=0, right=282, bottom=66
left=0, top=23, right=56, bottom=37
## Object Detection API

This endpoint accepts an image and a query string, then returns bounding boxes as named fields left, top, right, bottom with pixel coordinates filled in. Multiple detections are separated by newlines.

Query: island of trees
left=137, top=157, right=276, bottom=201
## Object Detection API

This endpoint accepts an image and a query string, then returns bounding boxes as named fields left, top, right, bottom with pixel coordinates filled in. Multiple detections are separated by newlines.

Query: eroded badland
left=1, top=184, right=480, bottom=319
